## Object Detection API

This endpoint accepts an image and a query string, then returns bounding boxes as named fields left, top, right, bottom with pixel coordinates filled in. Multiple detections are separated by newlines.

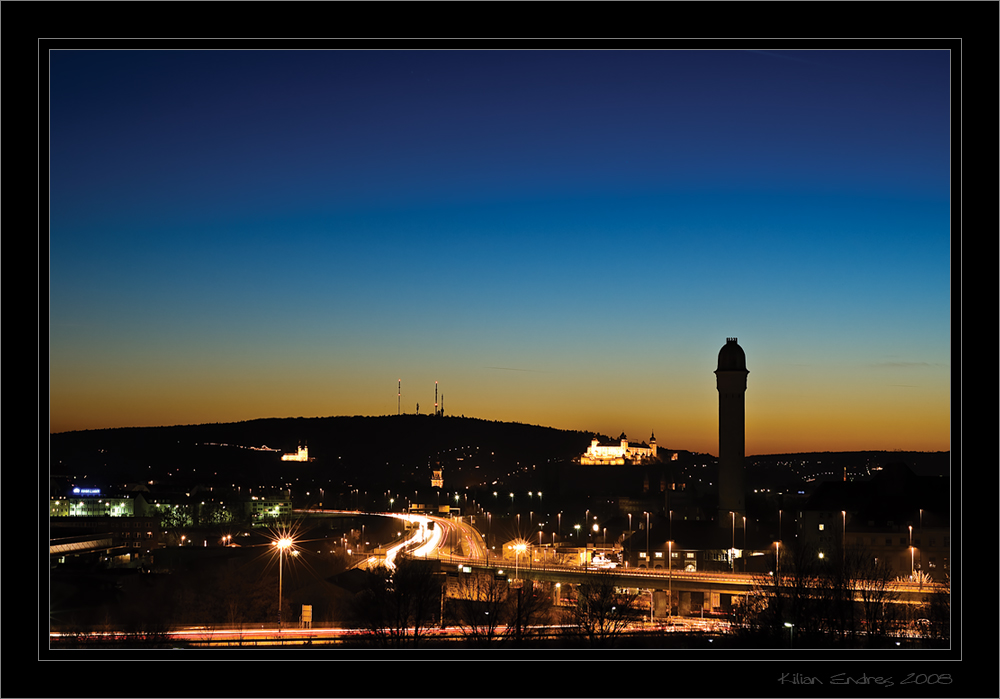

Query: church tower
left=716, top=338, right=748, bottom=526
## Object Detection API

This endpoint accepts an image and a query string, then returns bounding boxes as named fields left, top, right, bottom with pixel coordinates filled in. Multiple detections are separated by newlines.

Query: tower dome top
left=717, top=337, right=747, bottom=372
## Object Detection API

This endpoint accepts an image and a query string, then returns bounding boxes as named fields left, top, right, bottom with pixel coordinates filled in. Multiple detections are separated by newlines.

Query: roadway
left=295, top=509, right=946, bottom=603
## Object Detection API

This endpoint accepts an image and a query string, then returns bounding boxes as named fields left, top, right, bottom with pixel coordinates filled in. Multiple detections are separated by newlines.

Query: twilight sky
left=48, top=48, right=952, bottom=455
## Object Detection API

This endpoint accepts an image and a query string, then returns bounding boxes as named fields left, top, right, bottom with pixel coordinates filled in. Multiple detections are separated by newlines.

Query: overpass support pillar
left=651, top=590, right=668, bottom=619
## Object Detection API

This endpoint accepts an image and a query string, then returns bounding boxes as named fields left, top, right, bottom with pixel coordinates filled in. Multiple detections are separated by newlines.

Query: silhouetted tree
left=449, top=572, right=553, bottom=646
left=451, top=572, right=509, bottom=645
left=563, top=572, right=641, bottom=647
left=731, top=541, right=906, bottom=647
left=170, top=559, right=282, bottom=629
left=923, top=572, right=950, bottom=641
left=352, top=557, right=442, bottom=648
left=506, top=578, right=553, bottom=646
left=853, top=551, right=900, bottom=645
left=730, top=542, right=821, bottom=646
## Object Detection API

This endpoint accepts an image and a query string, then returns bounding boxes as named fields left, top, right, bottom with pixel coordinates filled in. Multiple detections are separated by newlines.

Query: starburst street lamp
left=268, top=528, right=299, bottom=631
left=274, top=537, right=293, bottom=630
left=512, top=541, right=527, bottom=582
left=908, top=525, right=914, bottom=577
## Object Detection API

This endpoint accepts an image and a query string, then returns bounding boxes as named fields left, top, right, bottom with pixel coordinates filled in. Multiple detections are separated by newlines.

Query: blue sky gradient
left=49, top=49, right=952, bottom=454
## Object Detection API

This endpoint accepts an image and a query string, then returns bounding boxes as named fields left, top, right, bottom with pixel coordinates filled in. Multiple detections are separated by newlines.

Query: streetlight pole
left=908, top=525, right=914, bottom=578
left=667, top=540, right=673, bottom=621
left=275, top=537, right=292, bottom=631
left=514, top=542, right=526, bottom=581
left=842, top=510, right=846, bottom=567
left=645, top=512, right=650, bottom=566
left=627, top=513, right=632, bottom=565
left=742, top=515, right=747, bottom=573
left=279, top=544, right=284, bottom=630
left=731, top=512, right=735, bottom=573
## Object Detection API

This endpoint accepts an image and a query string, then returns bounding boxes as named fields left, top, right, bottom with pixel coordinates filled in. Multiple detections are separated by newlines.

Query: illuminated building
left=581, top=432, right=659, bottom=465
left=244, top=495, right=292, bottom=524
left=50, top=516, right=161, bottom=564
left=281, top=442, right=313, bottom=462
left=49, top=487, right=149, bottom=518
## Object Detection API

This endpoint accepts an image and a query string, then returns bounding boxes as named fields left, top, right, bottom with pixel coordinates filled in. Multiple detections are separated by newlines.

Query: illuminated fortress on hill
left=580, top=432, right=659, bottom=465
left=281, top=443, right=313, bottom=462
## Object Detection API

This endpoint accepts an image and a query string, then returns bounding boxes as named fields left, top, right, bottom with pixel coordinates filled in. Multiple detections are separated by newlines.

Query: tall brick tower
left=716, top=337, right=748, bottom=526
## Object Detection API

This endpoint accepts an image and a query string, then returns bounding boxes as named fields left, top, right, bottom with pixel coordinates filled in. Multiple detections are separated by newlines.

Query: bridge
left=296, top=510, right=946, bottom=616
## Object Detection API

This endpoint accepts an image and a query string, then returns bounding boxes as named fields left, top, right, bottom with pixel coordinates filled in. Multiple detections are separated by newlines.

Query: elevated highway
left=294, top=510, right=946, bottom=610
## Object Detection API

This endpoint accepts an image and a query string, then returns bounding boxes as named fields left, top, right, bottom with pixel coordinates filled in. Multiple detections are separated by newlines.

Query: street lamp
left=513, top=541, right=527, bottom=580
left=908, top=525, right=914, bottom=578
left=274, top=536, right=293, bottom=631
left=842, top=510, right=847, bottom=566
left=667, top=540, right=673, bottom=621
left=742, top=515, right=747, bottom=573
left=627, top=513, right=633, bottom=566
left=645, top=512, right=650, bottom=564
left=784, top=622, right=795, bottom=648
left=730, top=512, right=735, bottom=573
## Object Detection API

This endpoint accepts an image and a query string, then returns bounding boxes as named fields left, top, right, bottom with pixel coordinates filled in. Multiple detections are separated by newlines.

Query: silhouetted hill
left=48, top=417, right=950, bottom=503
left=747, top=450, right=950, bottom=479
left=48, top=415, right=598, bottom=492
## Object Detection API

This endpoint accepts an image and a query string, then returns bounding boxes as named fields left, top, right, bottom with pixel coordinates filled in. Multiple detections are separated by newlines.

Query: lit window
left=818, top=524, right=824, bottom=531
